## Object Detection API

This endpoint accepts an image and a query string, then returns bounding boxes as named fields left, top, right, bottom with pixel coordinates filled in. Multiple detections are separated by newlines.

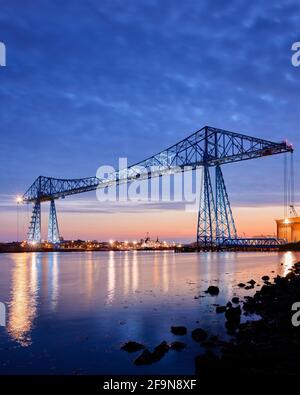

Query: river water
left=0, top=250, right=298, bottom=374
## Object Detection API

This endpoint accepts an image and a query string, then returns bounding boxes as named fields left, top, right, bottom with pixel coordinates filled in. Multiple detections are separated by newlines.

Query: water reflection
left=124, top=251, right=130, bottom=295
left=106, top=251, right=115, bottom=304
left=282, top=251, right=296, bottom=277
left=4, top=250, right=300, bottom=351
left=132, top=251, right=138, bottom=292
left=48, top=253, right=59, bottom=310
left=7, top=254, right=39, bottom=346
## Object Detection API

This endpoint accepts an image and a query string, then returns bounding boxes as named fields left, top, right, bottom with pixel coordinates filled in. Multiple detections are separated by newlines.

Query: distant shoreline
left=0, top=247, right=175, bottom=254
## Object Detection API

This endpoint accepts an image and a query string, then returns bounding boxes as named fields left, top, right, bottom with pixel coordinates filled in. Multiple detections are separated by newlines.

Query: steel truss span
left=22, top=125, right=293, bottom=247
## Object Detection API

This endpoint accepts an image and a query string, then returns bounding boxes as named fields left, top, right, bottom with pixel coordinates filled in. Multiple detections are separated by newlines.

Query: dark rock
left=216, top=306, right=226, bottom=313
left=170, top=341, right=186, bottom=350
left=237, top=283, right=246, bottom=288
left=232, top=297, right=239, bottom=304
left=192, top=328, right=208, bottom=342
left=153, top=341, right=169, bottom=361
left=195, top=352, right=221, bottom=376
left=171, top=326, right=187, bottom=336
left=134, top=349, right=154, bottom=365
left=248, top=279, right=256, bottom=286
left=205, top=286, right=220, bottom=296
left=262, top=275, right=270, bottom=281
left=121, top=341, right=145, bottom=353
left=225, top=306, right=241, bottom=329
left=202, top=340, right=215, bottom=348
left=211, top=262, right=300, bottom=375
left=134, top=341, right=170, bottom=365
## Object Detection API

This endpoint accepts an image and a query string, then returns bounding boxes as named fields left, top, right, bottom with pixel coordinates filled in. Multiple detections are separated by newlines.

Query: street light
left=16, top=196, right=23, bottom=242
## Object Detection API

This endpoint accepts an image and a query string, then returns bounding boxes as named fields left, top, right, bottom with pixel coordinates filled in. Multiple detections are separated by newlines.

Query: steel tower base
left=197, top=164, right=237, bottom=249
left=47, top=199, right=60, bottom=244
left=27, top=200, right=41, bottom=244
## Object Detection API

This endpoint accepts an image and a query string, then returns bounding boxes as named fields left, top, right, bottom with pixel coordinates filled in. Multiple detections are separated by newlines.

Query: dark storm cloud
left=0, top=0, right=300, bottom=213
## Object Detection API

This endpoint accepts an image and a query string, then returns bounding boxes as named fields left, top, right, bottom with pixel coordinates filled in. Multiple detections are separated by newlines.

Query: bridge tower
left=197, top=164, right=237, bottom=248
left=215, top=165, right=237, bottom=242
left=197, top=164, right=216, bottom=247
left=47, top=199, right=60, bottom=244
left=27, top=200, right=41, bottom=244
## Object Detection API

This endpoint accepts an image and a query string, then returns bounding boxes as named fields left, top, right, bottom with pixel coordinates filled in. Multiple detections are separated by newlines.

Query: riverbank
left=0, top=246, right=174, bottom=253
left=121, top=261, right=300, bottom=376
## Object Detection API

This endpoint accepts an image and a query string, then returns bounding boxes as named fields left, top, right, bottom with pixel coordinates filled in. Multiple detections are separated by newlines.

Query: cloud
left=0, top=0, right=299, bottom=238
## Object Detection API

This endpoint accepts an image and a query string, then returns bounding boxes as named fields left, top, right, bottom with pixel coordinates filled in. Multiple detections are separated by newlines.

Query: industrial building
left=276, top=217, right=300, bottom=243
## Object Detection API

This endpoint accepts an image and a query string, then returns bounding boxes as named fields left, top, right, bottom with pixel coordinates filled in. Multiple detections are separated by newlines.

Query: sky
left=0, top=0, right=300, bottom=242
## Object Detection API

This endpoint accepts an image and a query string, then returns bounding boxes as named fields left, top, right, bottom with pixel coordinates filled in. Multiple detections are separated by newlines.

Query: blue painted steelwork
left=215, top=165, right=237, bottom=242
left=221, top=237, right=286, bottom=248
left=22, top=125, right=293, bottom=245
left=27, top=200, right=41, bottom=243
left=47, top=199, right=60, bottom=244
left=197, top=164, right=216, bottom=247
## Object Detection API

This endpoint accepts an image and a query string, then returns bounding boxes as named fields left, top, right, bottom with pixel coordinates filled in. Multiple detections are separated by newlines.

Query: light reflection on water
left=6, top=253, right=39, bottom=346
left=0, top=250, right=299, bottom=374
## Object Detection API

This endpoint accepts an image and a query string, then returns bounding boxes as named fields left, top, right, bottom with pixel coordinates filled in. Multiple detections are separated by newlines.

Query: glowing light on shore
left=16, top=196, right=23, bottom=204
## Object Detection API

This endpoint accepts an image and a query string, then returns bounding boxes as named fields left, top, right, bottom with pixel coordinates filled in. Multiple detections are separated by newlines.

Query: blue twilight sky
left=0, top=0, right=300, bottom=241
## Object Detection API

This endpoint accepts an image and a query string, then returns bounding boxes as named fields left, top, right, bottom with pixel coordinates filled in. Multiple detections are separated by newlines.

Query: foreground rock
left=205, top=286, right=220, bottom=296
left=195, top=262, right=300, bottom=376
left=170, top=341, right=186, bottom=350
left=171, top=326, right=187, bottom=335
left=134, top=341, right=170, bottom=365
left=191, top=328, right=208, bottom=342
left=225, top=305, right=241, bottom=331
left=121, top=341, right=145, bottom=353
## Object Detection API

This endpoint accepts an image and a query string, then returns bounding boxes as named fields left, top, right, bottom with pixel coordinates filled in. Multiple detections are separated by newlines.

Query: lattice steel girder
left=197, top=164, right=216, bottom=247
left=215, top=165, right=237, bottom=242
left=47, top=199, right=60, bottom=243
left=27, top=200, right=41, bottom=243
left=23, top=176, right=101, bottom=202
left=221, top=238, right=286, bottom=247
left=22, top=126, right=293, bottom=202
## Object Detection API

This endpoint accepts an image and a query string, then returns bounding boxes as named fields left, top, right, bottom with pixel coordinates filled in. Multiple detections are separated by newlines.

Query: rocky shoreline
left=121, top=262, right=300, bottom=376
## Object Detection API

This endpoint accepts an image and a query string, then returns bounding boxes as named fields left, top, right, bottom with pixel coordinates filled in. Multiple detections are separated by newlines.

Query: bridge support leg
left=27, top=200, right=41, bottom=244
left=47, top=199, right=60, bottom=244
left=215, top=165, right=237, bottom=245
left=197, top=164, right=216, bottom=249
left=197, top=165, right=237, bottom=250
